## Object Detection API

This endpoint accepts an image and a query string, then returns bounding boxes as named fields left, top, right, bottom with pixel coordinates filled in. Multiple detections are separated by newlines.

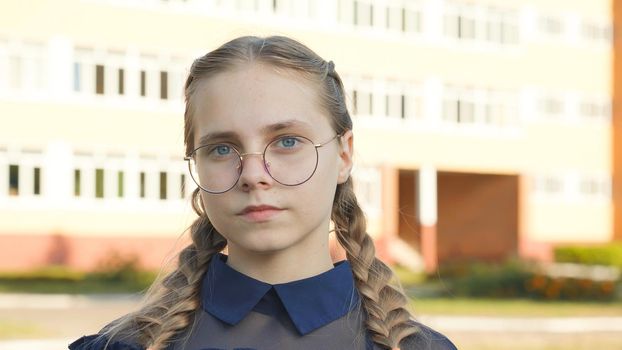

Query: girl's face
left=192, top=63, right=353, bottom=259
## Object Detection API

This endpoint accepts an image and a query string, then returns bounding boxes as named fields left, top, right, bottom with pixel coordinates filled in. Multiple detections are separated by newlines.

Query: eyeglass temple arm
left=314, top=133, right=343, bottom=148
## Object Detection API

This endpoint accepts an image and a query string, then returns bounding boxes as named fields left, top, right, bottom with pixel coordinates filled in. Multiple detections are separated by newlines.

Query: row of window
left=340, top=0, right=423, bottom=34
left=72, top=48, right=186, bottom=101
left=538, top=14, right=612, bottom=42
left=73, top=168, right=187, bottom=200
left=531, top=173, right=611, bottom=200
left=0, top=41, right=186, bottom=102
left=443, top=2, right=519, bottom=44
left=3, top=161, right=611, bottom=203
left=3, top=162, right=190, bottom=201
left=0, top=41, right=611, bottom=125
left=441, top=86, right=517, bottom=127
left=94, top=0, right=611, bottom=45
left=348, top=81, right=610, bottom=126
left=538, top=94, right=611, bottom=123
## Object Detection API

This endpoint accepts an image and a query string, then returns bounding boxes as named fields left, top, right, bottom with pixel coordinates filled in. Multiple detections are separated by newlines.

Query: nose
left=237, top=152, right=273, bottom=191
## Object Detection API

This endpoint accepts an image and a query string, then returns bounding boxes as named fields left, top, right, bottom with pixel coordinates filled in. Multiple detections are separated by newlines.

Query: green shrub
left=0, top=266, right=84, bottom=282
left=525, top=275, right=618, bottom=301
left=443, top=259, right=535, bottom=298
left=439, top=259, right=620, bottom=301
left=0, top=251, right=157, bottom=293
left=554, top=244, right=622, bottom=268
left=85, top=251, right=156, bottom=290
left=392, top=264, right=426, bottom=287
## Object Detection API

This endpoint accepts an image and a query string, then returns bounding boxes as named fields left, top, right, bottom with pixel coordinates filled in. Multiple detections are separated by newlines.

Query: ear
left=336, top=130, right=353, bottom=184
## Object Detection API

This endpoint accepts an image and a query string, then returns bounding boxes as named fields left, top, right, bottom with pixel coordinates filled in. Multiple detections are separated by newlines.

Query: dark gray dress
left=69, top=253, right=457, bottom=350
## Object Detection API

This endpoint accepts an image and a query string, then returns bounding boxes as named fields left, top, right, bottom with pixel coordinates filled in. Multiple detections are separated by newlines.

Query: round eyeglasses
left=184, top=133, right=342, bottom=194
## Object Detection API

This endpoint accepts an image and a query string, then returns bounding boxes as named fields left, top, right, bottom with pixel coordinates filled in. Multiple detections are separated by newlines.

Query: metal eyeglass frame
left=184, top=133, right=342, bottom=194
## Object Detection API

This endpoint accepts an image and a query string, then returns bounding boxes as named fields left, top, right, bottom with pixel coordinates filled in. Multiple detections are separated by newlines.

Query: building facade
left=0, top=0, right=616, bottom=272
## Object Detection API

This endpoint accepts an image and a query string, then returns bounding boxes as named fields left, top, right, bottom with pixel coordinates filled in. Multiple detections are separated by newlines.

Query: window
left=354, top=90, right=372, bottom=115
left=117, top=171, right=124, bottom=197
left=442, top=98, right=458, bottom=123
left=458, top=100, right=475, bottom=123
left=33, top=167, right=41, bottom=195
left=180, top=174, right=186, bottom=198
left=95, top=65, right=105, bottom=95
left=6, top=42, right=48, bottom=93
left=9, top=165, right=19, bottom=196
left=543, top=177, right=562, bottom=194
left=118, top=68, right=125, bottom=95
left=160, top=71, right=168, bottom=100
left=9, top=56, right=22, bottom=90
left=532, top=175, right=564, bottom=195
left=403, top=7, right=421, bottom=33
left=95, top=168, right=104, bottom=198
left=386, top=6, right=401, bottom=31
left=538, top=15, right=563, bottom=36
left=485, top=8, right=518, bottom=44
left=458, top=14, right=476, bottom=39
left=74, top=169, right=81, bottom=196
left=582, top=21, right=612, bottom=43
left=580, top=99, right=611, bottom=122
left=385, top=94, right=402, bottom=118
left=404, top=94, right=422, bottom=120
left=140, top=171, right=146, bottom=198
left=442, top=86, right=517, bottom=126
left=73, top=47, right=94, bottom=94
left=444, top=3, right=518, bottom=44
left=539, top=96, right=563, bottom=119
left=354, top=0, right=373, bottom=27
left=579, top=177, right=611, bottom=198
left=140, top=70, right=147, bottom=97
left=442, top=87, right=477, bottom=124
left=73, top=62, right=81, bottom=92
left=159, top=172, right=167, bottom=200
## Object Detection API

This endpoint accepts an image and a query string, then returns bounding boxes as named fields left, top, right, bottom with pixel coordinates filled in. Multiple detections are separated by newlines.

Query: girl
left=69, top=35, right=456, bottom=350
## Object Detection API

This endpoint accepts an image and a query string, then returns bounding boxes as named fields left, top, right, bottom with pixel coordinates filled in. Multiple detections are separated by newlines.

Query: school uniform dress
left=69, top=253, right=457, bottom=350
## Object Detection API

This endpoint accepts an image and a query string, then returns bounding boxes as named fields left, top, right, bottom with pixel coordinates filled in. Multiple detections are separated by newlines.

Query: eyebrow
left=197, top=119, right=314, bottom=146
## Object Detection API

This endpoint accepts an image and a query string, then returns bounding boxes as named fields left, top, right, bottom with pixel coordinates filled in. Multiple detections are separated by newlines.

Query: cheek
left=200, top=192, right=228, bottom=222
left=297, top=161, right=339, bottom=211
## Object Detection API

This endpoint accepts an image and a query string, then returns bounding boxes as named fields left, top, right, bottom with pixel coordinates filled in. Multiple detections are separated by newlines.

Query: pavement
left=1, top=293, right=622, bottom=350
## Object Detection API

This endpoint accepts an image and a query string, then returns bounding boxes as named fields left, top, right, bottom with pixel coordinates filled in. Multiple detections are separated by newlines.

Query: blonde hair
left=98, top=35, right=419, bottom=350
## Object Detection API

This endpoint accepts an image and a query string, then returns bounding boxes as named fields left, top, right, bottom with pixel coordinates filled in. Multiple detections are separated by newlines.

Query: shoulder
left=68, top=334, right=144, bottom=350
left=398, top=320, right=458, bottom=350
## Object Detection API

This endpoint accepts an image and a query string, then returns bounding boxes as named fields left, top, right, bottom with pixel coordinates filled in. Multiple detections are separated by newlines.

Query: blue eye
left=215, top=145, right=231, bottom=155
left=278, top=137, right=298, bottom=148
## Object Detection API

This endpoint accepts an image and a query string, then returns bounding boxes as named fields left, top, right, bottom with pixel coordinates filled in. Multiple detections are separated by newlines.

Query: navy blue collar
left=201, top=253, right=360, bottom=335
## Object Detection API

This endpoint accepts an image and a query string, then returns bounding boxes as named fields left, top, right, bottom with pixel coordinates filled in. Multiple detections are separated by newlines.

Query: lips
left=238, top=204, right=284, bottom=222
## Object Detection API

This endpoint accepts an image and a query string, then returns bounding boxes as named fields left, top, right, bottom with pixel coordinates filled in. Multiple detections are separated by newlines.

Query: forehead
left=192, top=63, right=331, bottom=141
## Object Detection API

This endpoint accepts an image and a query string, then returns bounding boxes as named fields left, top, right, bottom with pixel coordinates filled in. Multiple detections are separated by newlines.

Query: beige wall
left=0, top=0, right=615, bottom=269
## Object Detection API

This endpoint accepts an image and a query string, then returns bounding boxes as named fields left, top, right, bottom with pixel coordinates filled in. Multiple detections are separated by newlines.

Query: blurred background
left=1, top=0, right=621, bottom=349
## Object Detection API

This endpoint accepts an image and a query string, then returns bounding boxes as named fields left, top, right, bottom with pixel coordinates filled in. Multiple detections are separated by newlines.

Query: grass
left=0, top=280, right=150, bottom=294
left=410, top=297, right=622, bottom=317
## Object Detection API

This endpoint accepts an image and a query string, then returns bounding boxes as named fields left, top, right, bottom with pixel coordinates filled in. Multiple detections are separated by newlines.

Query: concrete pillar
left=418, top=164, right=438, bottom=273
left=379, top=165, right=399, bottom=263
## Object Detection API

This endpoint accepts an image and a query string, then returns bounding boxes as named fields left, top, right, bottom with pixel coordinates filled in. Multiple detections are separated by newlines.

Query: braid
left=332, top=179, right=418, bottom=349
left=100, top=188, right=227, bottom=350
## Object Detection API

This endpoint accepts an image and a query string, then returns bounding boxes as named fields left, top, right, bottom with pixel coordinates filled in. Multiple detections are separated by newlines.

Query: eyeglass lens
left=188, top=136, right=320, bottom=193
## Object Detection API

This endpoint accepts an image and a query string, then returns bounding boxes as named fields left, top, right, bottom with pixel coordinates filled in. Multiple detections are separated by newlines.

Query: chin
left=233, top=232, right=298, bottom=254
left=243, top=239, right=295, bottom=254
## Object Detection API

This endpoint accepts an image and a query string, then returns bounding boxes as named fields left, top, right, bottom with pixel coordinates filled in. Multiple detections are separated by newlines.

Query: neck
left=225, top=236, right=335, bottom=284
